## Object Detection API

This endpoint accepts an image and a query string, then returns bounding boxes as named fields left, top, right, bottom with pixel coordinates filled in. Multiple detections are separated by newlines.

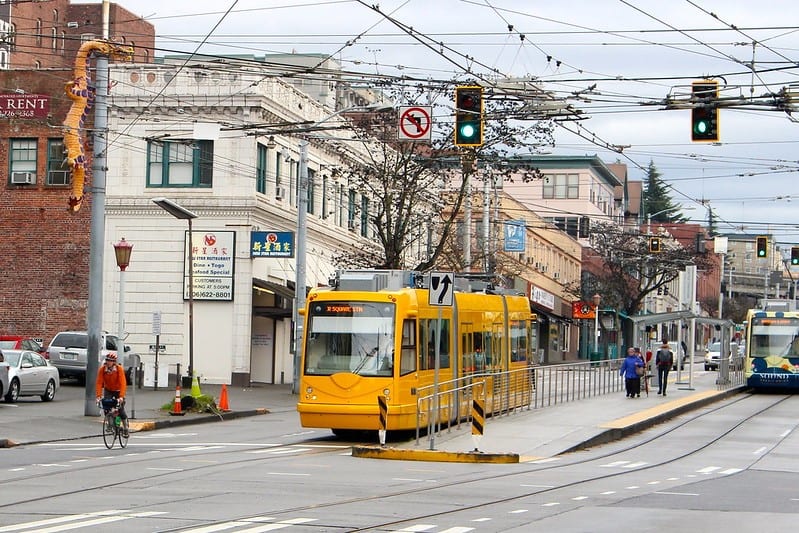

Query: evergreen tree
left=706, top=207, right=719, bottom=237
left=643, top=161, right=687, bottom=223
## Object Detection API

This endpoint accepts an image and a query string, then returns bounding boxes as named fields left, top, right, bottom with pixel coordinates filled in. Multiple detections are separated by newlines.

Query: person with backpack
left=655, top=342, right=675, bottom=396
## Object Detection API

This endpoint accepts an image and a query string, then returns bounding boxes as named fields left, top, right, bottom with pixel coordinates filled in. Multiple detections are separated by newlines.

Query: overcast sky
left=96, top=0, right=799, bottom=248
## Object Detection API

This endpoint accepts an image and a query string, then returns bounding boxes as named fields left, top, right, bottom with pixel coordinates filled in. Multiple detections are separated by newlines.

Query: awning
left=253, top=278, right=294, bottom=300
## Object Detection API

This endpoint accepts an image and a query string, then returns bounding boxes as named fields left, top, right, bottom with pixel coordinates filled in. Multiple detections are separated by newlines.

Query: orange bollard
left=169, top=383, right=185, bottom=416
left=219, top=384, right=230, bottom=411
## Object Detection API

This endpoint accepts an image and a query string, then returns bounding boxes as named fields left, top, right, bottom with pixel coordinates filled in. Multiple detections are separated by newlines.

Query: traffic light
left=691, top=80, right=719, bottom=142
left=756, top=236, right=768, bottom=258
left=454, top=85, right=484, bottom=147
left=791, top=246, right=799, bottom=266
left=649, top=236, right=662, bottom=253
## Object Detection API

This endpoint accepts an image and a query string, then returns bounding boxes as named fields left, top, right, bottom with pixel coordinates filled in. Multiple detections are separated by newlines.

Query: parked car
left=703, top=342, right=739, bottom=371
left=0, top=335, right=45, bottom=354
left=0, top=349, right=9, bottom=399
left=667, top=342, right=690, bottom=370
left=2, top=349, right=59, bottom=402
left=46, top=331, right=133, bottom=384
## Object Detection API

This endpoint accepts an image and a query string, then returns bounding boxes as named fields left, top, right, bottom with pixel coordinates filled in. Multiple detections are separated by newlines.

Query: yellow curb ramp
left=352, top=445, right=519, bottom=463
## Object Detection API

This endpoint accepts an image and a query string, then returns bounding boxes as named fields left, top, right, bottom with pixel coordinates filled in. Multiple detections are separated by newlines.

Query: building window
left=9, top=138, right=37, bottom=182
left=51, top=27, right=57, bottom=51
left=35, top=19, right=42, bottom=46
left=307, top=168, right=315, bottom=214
left=274, top=151, right=282, bottom=193
left=543, top=173, right=579, bottom=199
left=544, top=216, right=579, bottom=238
left=47, top=139, right=70, bottom=185
left=60, top=31, right=65, bottom=53
left=255, top=142, right=267, bottom=194
left=347, top=189, right=356, bottom=230
left=321, top=175, right=329, bottom=219
left=360, top=196, right=369, bottom=237
left=146, top=140, right=213, bottom=188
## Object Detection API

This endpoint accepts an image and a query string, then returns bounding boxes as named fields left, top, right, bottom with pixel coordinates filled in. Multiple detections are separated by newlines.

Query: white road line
left=600, top=491, right=616, bottom=495
left=626, top=486, right=640, bottom=490
left=393, top=478, right=425, bottom=482
left=520, top=484, right=554, bottom=488
left=437, top=528, right=474, bottom=533
left=0, top=511, right=167, bottom=533
left=655, top=491, right=699, bottom=496
left=393, top=525, right=436, bottom=532
left=600, top=460, right=629, bottom=467
left=780, top=429, right=791, bottom=438
left=147, top=467, right=184, bottom=471
left=471, top=518, right=492, bottom=522
left=509, top=509, right=528, bottom=514
left=647, top=481, right=661, bottom=485
left=227, top=517, right=319, bottom=533
left=266, top=472, right=311, bottom=476
left=753, top=446, right=767, bottom=455
left=572, top=496, right=589, bottom=501
left=542, top=502, right=560, bottom=507
left=719, top=468, right=742, bottom=475
left=697, top=466, right=721, bottom=474
left=622, top=461, right=648, bottom=469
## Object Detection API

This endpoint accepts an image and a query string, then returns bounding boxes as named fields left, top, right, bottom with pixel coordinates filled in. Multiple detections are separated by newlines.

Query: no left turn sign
left=398, top=106, right=432, bottom=141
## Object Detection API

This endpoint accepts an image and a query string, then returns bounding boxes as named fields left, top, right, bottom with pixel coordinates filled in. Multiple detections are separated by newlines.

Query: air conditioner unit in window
left=275, top=186, right=286, bottom=201
left=11, top=171, right=34, bottom=184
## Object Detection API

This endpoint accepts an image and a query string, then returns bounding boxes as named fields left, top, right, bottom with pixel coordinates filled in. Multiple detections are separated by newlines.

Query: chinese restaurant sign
left=184, top=230, right=235, bottom=301
left=250, top=231, right=295, bottom=258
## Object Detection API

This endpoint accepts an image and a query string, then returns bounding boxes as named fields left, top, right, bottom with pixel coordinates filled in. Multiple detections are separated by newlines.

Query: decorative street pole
left=592, top=293, right=602, bottom=357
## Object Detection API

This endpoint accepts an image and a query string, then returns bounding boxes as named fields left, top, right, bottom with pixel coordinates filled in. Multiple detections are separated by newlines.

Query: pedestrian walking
left=620, top=347, right=644, bottom=398
left=655, top=342, right=674, bottom=396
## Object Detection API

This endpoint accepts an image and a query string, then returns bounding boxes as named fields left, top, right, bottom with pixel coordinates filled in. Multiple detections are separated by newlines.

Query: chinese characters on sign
left=184, top=230, right=235, bottom=301
left=250, top=231, right=295, bottom=258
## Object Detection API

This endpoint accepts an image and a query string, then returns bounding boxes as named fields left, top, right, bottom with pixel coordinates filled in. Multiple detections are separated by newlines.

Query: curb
left=560, top=385, right=747, bottom=453
left=352, top=445, right=519, bottom=463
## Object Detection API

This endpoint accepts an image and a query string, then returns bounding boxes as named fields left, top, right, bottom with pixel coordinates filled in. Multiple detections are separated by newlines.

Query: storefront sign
left=531, top=286, right=555, bottom=310
left=185, top=230, right=235, bottom=301
left=250, top=231, right=294, bottom=257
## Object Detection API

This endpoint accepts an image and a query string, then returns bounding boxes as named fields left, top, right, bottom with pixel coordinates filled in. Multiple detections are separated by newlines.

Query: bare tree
left=585, top=221, right=714, bottom=316
left=330, top=84, right=554, bottom=271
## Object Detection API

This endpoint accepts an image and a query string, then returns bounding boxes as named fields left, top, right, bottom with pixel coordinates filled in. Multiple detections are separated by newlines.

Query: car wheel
left=41, top=379, right=56, bottom=402
left=5, top=379, right=20, bottom=402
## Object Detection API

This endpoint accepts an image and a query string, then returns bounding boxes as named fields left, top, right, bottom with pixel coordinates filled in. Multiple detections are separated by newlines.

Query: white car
left=704, top=342, right=739, bottom=371
left=2, top=349, right=59, bottom=402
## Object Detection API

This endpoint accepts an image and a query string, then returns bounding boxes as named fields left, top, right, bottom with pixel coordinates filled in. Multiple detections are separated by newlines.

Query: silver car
left=46, top=331, right=131, bottom=385
left=3, top=349, right=59, bottom=402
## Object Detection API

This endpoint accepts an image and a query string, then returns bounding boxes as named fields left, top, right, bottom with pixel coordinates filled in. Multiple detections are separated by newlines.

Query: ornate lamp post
left=113, top=237, right=133, bottom=413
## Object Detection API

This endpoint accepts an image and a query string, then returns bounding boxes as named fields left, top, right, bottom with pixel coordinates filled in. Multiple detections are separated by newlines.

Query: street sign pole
left=428, top=272, right=454, bottom=450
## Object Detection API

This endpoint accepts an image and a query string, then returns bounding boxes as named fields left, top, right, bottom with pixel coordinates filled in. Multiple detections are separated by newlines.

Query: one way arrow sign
left=428, top=271, right=454, bottom=306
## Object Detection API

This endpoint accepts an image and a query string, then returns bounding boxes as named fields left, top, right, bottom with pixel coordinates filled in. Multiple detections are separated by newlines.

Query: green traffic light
left=693, top=120, right=709, bottom=135
left=459, top=122, right=477, bottom=140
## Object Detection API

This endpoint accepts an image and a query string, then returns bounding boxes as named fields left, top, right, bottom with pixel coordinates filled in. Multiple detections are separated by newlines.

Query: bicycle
left=99, top=398, right=129, bottom=449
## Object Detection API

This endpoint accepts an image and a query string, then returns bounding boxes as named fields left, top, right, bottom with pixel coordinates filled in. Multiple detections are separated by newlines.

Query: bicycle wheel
left=102, top=414, right=115, bottom=449
left=118, top=418, right=129, bottom=448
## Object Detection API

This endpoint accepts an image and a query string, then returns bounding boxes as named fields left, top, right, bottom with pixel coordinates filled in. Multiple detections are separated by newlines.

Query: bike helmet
left=105, top=352, right=118, bottom=362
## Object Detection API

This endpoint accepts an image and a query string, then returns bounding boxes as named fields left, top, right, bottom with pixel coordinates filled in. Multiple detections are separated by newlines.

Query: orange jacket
left=96, top=363, right=127, bottom=398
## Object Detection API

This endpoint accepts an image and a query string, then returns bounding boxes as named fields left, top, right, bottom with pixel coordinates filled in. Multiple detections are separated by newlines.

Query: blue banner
left=251, top=231, right=295, bottom=258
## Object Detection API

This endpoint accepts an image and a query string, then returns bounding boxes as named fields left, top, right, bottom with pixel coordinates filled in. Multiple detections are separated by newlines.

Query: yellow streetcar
left=297, top=270, right=537, bottom=435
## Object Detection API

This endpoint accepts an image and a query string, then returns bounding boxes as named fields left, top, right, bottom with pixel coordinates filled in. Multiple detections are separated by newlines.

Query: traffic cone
left=218, top=384, right=230, bottom=411
left=169, top=384, right=185, bottom=416
left=191, top=375, right=201, bottom=398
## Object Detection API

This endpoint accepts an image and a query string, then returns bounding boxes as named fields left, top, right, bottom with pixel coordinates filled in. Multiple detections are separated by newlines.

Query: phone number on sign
left=192, top=290, right=231, bottom=299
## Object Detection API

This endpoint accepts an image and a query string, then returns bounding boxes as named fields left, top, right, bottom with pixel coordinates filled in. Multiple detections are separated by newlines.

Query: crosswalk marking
left=0, top=510, right=167, bottom=533
left=393, top=525, right=436, bottom=532
left=622, top=461, right=647, bottom=469
left=697, top=466, right=721, bottom=474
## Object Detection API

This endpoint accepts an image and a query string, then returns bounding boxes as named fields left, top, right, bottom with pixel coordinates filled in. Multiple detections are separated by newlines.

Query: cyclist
left=95, top=352, right=128, bottom=436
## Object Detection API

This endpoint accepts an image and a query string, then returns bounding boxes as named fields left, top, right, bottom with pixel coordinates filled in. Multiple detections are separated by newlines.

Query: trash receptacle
left=590, top=351, right=602, bottom=367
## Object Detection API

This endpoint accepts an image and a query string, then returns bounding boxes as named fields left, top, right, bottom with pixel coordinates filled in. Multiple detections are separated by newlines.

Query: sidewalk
left=353, top=369, right=747, bottom=463
left=0, top=382, right=297, bottom=447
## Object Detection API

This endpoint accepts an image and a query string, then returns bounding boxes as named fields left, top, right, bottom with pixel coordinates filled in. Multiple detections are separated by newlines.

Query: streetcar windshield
left=749, top=317, right=799, bottom=358
left=303, top=301, right=396, bottom=376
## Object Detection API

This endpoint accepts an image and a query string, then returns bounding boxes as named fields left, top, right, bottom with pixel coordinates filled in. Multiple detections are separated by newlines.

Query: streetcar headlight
left=383, top=388, right=391, bottom=398
left=305, top=386, right=313, bottom=394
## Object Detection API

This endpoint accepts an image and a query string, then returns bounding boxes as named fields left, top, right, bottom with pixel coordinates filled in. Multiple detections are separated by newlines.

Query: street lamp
left=113, top=237, right=133, bottom=412
left=152, top=197, right=198, bottom=386
left=592, top=293, right=601, bottom=357
left=291, top=103, right=393, bottom=393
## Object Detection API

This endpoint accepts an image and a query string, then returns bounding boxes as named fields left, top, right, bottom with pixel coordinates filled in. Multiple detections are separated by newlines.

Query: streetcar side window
left=510, top=320, right=528, bottom=363
left=400, top=319, right=416, bottom=375
left=419, top=318, right=450, bottom=370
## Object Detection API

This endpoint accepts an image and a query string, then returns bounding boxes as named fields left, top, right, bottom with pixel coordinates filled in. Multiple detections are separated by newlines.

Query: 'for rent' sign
left=0, top=94, right=50, bottom=118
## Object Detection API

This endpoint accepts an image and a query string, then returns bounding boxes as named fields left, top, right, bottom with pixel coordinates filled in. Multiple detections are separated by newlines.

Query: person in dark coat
left=655, top=342, right=675, bottom=395
left=620, top=347, right=644, bottom=398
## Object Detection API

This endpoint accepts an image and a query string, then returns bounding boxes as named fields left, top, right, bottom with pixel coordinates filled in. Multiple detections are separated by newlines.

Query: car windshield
left=708, top=343, right=721, bottom=352
left=4, top=352, right=20, bottom=365
left=0, top=341, right=17, bottom=349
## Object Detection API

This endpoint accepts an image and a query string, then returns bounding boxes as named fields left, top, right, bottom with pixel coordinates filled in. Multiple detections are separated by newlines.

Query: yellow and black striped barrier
left=378, top=395, right=387, bottom=446
left=471, top=397, right=485, bottom=451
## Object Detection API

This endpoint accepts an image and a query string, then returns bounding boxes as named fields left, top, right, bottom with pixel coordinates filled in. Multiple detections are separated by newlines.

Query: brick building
left=0, top=1, right=153, bottom=342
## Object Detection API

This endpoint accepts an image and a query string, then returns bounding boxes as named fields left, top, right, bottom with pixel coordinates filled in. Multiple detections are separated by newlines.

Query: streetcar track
left=2, top=392, right=792, bottom=532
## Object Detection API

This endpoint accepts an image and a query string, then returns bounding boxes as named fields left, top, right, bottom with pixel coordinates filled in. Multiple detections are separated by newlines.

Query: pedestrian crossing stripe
left=0, top=510, right=166, bottom=533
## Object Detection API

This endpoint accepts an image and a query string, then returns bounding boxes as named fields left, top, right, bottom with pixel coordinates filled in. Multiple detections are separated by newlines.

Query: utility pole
left=84, top=1, right=110, bottom=416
